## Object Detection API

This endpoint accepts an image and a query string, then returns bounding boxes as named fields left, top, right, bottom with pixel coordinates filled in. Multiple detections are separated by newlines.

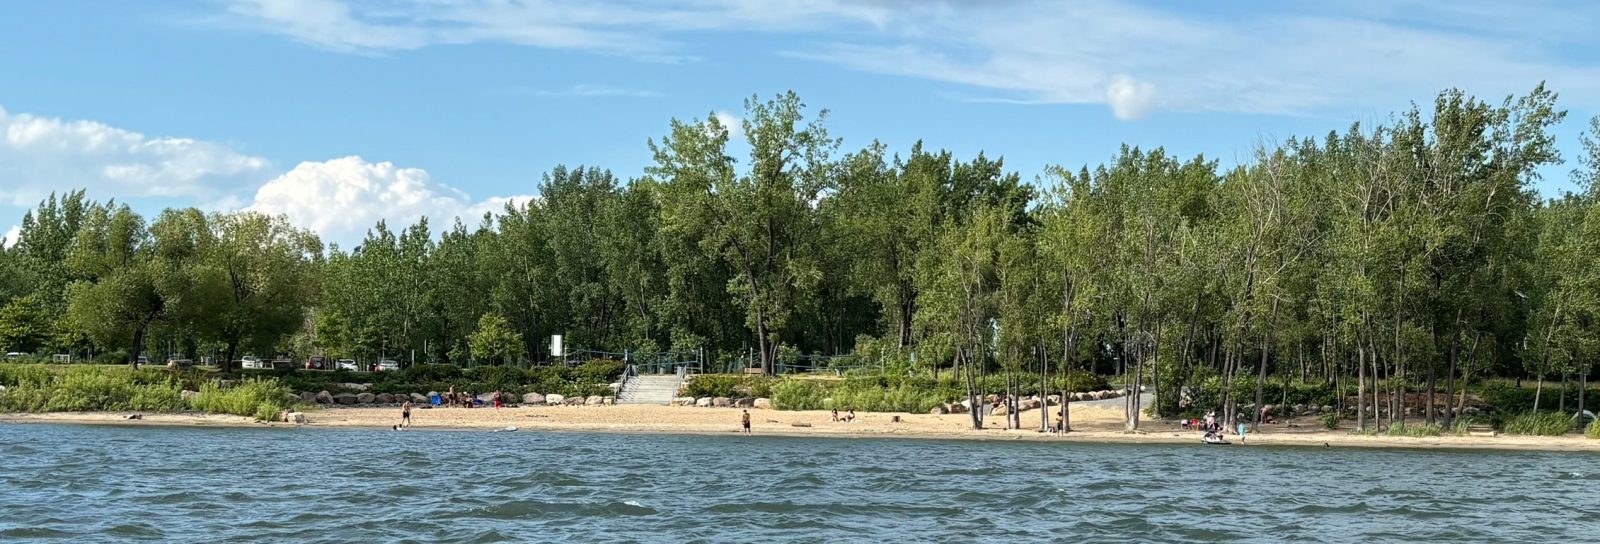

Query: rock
left=929, top=405, right=948, bottom=415
left=299, top=391, right=316, bottom=404
left=181, top=390, right=199, bottom=401
left=955, top=400, right=971, bottom=413
left=671, top=397, right=695, bottom=406
left=411, top=393, right=429, bottom=404
left=286, top=412, right=307, bottom=424
left=502, top=392, right=520, bottom=405
left=712, top=397, right=732, bottom=408
left=585, top=395, right=603, bottom=406
left=545, top=394, right=566, bottom=405
left=753, top=398, right=771, bottom=409
left=522, top=392, right=545, bottom=405
left=602, top=396, right=615, bottom=406
left=695, top=397, right=713, bottom=407
left=334, top=393, right=358, bottom=405
left=316, top=391, right=334, bottom=404
left=356, top=392, right=376, bottom=404
left=375, top=393, right=394, bottom=404
left=477, top=393, right=498, bottom=404
left=1320, top=405, right=1333, bottom=414
left=340, top=383, right=370, bottom=391
left=991, top=404, right=1009, bottom=416
left=1019, top=398, right=1041, bottom=411
left=733, top=398, right=754, bottom=408
left=1046, top=395, right=1061, bottom=406
left=1292, top=404, right=1307, bottom=414
left=565, top=396, right=585, bottom=406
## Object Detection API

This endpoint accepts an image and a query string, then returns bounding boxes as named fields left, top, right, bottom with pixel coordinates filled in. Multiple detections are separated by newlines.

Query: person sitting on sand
left=845, top=410, right=856, bottom=423
left=831, top=409, right=839, bottom=422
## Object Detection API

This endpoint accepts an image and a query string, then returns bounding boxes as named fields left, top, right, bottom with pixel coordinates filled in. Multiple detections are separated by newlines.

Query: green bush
left=1321, top=412, right=1341, bottom=430
left=0, top=365, right=185, bottom=412
left=825, top=384, right=948, bottom=413
left=680, top=375, right=745, bottom=398
left=1383, top=422, right=1442, bottom=437
left=772, top=379, right=832, bottom=410
left=573, top=360, right=625, bottom=384
left=1586, top=418, right=1599, bottom=439
left=190, top=379, right=299, bottom=421
left=1500, top=411, right=1572, bottom=436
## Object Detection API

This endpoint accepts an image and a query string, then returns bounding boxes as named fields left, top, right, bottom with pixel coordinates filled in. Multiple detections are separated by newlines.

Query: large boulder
left=753, top=398, right=772, bottom=410
left=602, top=396, right=615, bottom=406
left=501, top=392, right=520, bottom=405
left=340, top=383, right=370, bottom=391
left=929, top=405, right=948, bottom=415
left=375, top=393, right=394, bottom=404
left=1019, top=398, right=1041, bottom=411
left=585, top=395, right=604, bottom=406
left=410, top=393, right=429, bottom=404
left=316, top=391, right=334, bottom=404
left=280, top=411, right=307, bottom=424
left=733, top=398, right=754, bottom=408
left=545, top=394, right=565, bottom=405
left=712, top=397, right=732, bottom=408
left=334, top=393, right=358, bottom=405
left=356, top=392, right=376, bottom=404
left=181, top=390, right=199, bottom=402
left=299, top=391, right=316, bottom=404
left=566, top=396, right=586, bottom=406
left=522, top=392, right=545, bottom=405
left=477, top=393, right=499, bottom=404
left=671, top=397, right=695, bottom=406
left=1046, top=395, right=1061, bottom=406
left=695, top=397, right=713, bottom=408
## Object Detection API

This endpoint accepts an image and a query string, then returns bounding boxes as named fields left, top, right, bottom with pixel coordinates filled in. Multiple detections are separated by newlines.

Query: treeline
left=1, top=87, right=1597, bottom=429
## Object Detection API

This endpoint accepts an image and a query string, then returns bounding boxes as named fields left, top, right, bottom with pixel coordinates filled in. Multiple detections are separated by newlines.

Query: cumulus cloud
left=2, top=225, right=18, bottom=249
left=0, top=105, right=271, bottom=206
left=1105, top=76, right=1157, bottom=120
left=712, top=111, right=744, bottom=139
left=244, top=156, right=531, bottom=246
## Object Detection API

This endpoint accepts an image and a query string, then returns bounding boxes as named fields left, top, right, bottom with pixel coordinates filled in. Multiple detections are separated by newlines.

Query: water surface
left=1, top=423, right=1596, bottom=542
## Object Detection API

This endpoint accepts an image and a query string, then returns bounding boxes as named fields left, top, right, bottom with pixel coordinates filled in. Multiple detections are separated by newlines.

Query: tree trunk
left=1533, top=374, right=1543, bottom=412
left=1357, top=344, right=1367, bottom=432
left=223, top=340, right=240, bottom=375
left=1039, top=347, right=1050, bottom=432
left=962, top=348, right=983, bottom=431
left=130, top=325, right=147, bottom=369
left=1252, top=298, right=1278, bottom=431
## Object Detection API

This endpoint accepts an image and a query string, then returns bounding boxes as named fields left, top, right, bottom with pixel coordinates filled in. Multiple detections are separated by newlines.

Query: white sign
left=551, top=335, right=564, bottom=357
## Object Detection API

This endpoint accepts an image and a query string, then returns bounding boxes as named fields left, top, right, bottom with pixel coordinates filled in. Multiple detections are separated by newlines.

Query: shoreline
left=4, top=407, right=1598, bottom=452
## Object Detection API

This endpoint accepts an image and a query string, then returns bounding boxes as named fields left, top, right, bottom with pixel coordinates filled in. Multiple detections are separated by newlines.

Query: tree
left=468, top=313, right=524, bottom=365
left=188, top=212, right=322, bottom=372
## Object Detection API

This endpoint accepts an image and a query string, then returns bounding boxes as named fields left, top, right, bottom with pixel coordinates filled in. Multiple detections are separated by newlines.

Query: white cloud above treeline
left=0, top=104, right=533, bottom=248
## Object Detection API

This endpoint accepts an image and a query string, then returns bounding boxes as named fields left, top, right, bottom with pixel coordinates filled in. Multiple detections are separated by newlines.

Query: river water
left=0, top=423, right=1596, bottom=543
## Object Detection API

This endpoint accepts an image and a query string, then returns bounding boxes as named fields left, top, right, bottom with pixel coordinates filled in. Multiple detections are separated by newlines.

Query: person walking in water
left=741, top=410, right=752, bottom=434
left=1236, top=420, right=1247, bottom=442
left=400, top=400, right=413, bottom=428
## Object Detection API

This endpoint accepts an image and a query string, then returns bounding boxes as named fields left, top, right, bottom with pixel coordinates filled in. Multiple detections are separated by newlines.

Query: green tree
left=468, top=312, right=524, bottom=365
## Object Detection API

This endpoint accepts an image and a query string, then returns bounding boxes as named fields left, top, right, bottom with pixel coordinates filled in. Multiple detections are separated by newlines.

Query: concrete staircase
left=617, top=374, right=681, bottom=405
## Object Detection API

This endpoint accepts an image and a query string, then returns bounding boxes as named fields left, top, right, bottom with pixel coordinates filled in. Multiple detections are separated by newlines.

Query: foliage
left=0, top=365, right=185, bottom=412
left=771, top=379, right=833, bottom=410
left=1586, top=418, right=1600, bottom=439
left=1499, top=411, right=1573, bottom=436
left=679, top=374, right=775, bottom=399
left=1322, top=412, right=1341, bottom=430
left=468, top=313, right=524, bottom=364
left=190, top=379, right=299, bottom=421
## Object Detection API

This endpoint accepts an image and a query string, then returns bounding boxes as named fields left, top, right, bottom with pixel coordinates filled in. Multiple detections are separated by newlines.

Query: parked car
left=374, top=359, right=399, bottom=372
left=4, top=352, right=23, bottom=360
left=336, top=359, right=357, bottom=371
left=241, top=356, right=265, bottom=369
left=305, top=356, right=329, bottom=370
left=165, top=358, right=194, bottom=369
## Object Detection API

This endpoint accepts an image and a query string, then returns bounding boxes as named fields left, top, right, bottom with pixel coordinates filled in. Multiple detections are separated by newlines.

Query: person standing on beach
left=1236, top=421, right=1247, bottom=442
left=401, top=400, right=413, bottom=428
left=741, top=410, right=751, bottom=434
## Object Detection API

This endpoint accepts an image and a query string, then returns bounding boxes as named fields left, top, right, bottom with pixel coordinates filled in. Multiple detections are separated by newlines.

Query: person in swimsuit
left=401, top=401, right=413, bottom=428
left=741, top=410, right=751, bottom=434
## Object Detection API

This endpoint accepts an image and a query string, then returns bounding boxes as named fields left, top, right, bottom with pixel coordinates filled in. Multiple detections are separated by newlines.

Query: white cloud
left=220, top=1, right=1600, bottom=119
left=2, top=225, right=18, bottom=249
left=712, top=111, right=744, bottom=139
left=244, top=156, right=529, bottom=246
left=1104, top=76, right=1157, bottom=121
left=0, top=104, right=271, bottom=207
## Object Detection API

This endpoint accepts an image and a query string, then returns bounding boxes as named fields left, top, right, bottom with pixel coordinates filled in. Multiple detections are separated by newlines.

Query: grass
left=1499, top=411, right=1572, bottom=436
left=1587, top=419, right=1599, bottom=439
left=0, top=364, right=186, bottom=413
left=190, top=379, right=300, bottom=421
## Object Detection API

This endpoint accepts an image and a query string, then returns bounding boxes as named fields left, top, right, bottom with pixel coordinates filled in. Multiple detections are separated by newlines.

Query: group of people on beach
left=1188, top=411, right=1247, bottom=442
left=830, top=409, right=857, bottom=423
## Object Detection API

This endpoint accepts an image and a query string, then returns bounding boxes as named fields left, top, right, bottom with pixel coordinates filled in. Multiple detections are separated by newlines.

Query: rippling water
left=1, top=423, right=1597, bottom=542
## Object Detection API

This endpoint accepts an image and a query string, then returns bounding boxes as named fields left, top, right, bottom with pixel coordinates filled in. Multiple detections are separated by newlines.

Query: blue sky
left=3, top=0, right=1599, bottom=247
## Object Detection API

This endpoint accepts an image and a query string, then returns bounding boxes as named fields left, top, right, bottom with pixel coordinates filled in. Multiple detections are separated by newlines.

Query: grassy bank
left=0, top=364, right=297, bottom=420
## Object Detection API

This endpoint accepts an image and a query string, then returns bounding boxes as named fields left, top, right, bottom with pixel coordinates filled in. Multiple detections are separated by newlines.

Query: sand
left=4, top=404, right=1597, bottom=452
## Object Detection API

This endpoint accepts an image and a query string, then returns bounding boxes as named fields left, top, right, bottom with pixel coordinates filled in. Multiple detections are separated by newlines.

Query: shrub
left=190, top=379, right=299, bottom=421
left=1587, top=419, right=1600, bottom=440
left=0, top=364, right=50, bottom=387
left=772, top=379, right=832, bottom=410
left=0, top=365, right=184, bottom=412
left=825, top=384, right=948, bottom=413
left=680, top=375, right=745, bottom=398
left=1500, top=411, right=1571, bottom=436
left=1321, top=412, right=1341, bottom=430
left=573, top=360, right=625, bottom=384
left=1383, top=422, right=1442, bottom=437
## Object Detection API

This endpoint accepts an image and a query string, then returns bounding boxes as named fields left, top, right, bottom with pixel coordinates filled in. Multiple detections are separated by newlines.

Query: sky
left=3, top=0, right=1599, bottom=248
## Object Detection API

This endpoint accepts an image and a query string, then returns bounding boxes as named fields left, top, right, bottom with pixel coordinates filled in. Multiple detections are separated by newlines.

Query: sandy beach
left=5, top=404, right=1598, bottom=452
